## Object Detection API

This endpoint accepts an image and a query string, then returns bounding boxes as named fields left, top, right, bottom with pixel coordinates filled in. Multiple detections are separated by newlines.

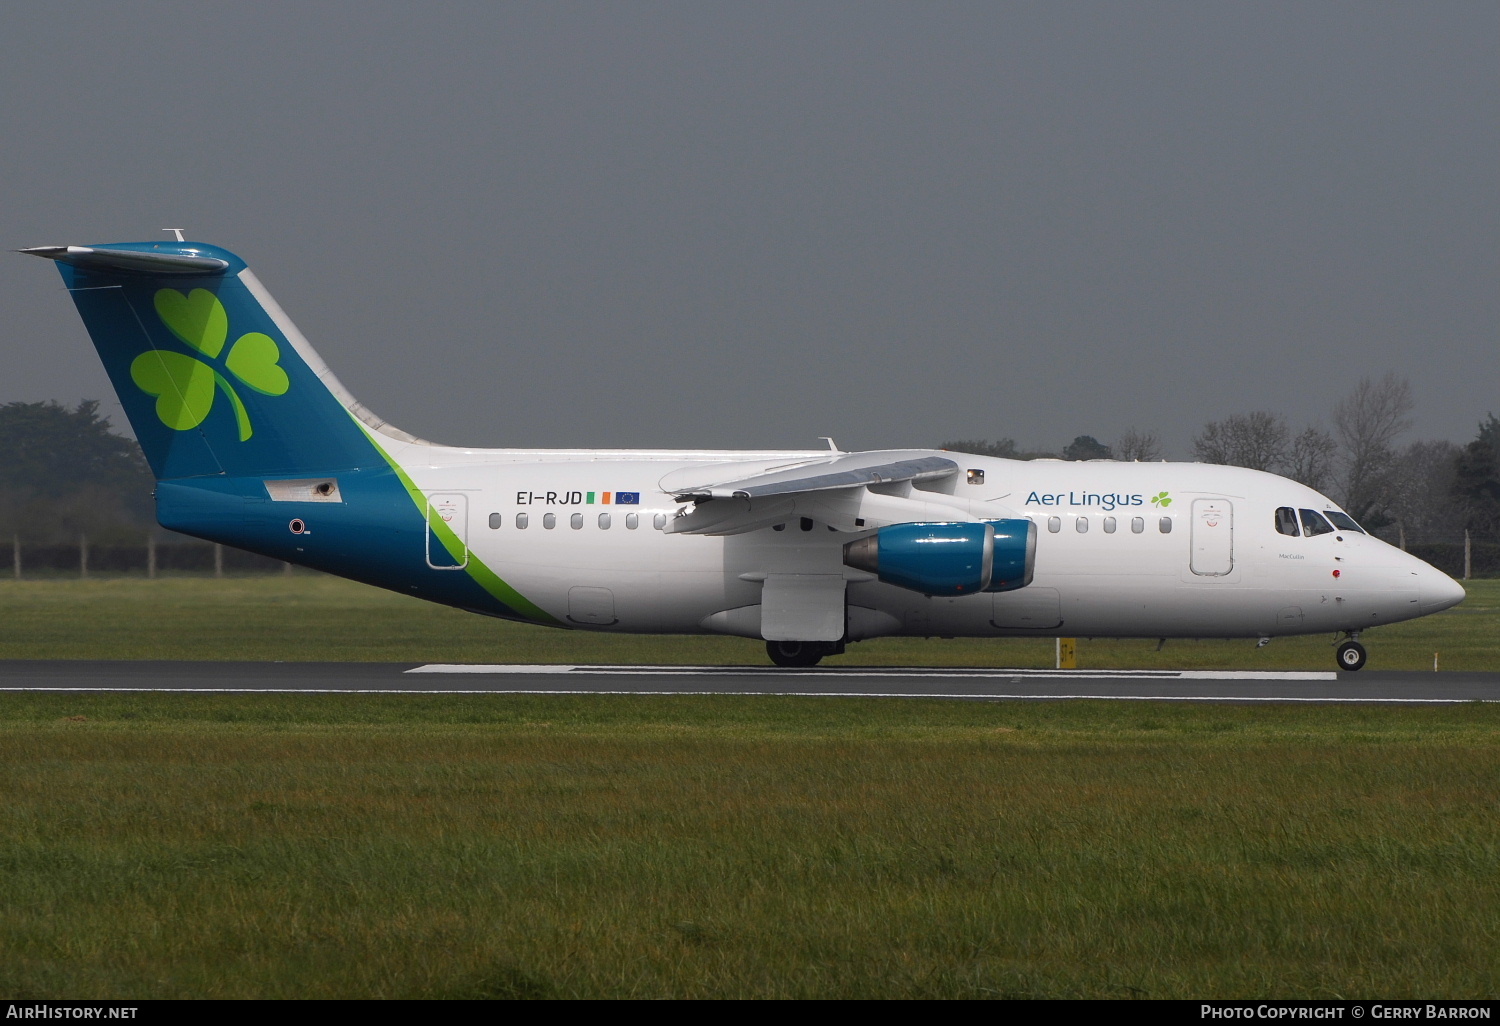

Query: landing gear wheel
left=1336, top=640, right=1368, bottom=672
left=766, top=640, right=825, bottom=668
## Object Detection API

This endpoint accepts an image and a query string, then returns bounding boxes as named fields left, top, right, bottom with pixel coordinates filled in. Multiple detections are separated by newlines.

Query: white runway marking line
left=405, top=664, right=1338, bottom=681
left=0, top=686, right=1486, bottom=704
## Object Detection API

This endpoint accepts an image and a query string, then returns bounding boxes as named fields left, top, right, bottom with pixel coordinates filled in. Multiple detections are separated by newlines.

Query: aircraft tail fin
left=23, top=241, right=412, bottom=480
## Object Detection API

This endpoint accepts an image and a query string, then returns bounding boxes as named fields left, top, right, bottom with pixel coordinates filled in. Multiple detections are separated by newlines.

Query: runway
left=1, top=661, right=1497, bottom=703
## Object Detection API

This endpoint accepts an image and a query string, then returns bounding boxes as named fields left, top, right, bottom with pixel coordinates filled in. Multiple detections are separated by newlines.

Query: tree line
left=0, top=400, right=286, bottom=576
left=0, top=400, right=154, bottom=545
left=944, top=373, right=1500, bottom=563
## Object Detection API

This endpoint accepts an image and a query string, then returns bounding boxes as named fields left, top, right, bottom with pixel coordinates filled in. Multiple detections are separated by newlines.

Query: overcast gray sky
left=3, top=2, right=1495, bottom=456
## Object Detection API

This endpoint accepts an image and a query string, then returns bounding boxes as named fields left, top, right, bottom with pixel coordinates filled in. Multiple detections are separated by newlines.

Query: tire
left=1336, top=640, right=1367, bottom=672
left=766, top=640, right=825, bottom=668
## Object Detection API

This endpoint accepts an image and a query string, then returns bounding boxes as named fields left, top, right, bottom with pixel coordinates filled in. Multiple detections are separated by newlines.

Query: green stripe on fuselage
left=351, top=419, right=559, bottom=626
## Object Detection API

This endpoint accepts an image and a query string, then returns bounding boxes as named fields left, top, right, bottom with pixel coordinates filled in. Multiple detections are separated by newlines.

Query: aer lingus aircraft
left=24, top=240, right=1465, bottom=669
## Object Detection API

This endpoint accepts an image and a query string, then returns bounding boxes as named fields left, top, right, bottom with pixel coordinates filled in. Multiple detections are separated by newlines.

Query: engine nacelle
left=842, top=519, right=1037, bottom=597
left=982, top=518, right=1037, bottom=592
left=842, top=521, right=994, bottom=596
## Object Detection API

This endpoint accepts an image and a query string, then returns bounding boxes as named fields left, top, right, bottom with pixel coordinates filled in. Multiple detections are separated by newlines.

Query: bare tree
left=1334, top=373, right=1414, bottom=524
left=1284, top=426, right=1338, bottom=492
left=1115, top=428, right=1163, bottom=462
left=1191, top=412, right=1289, bottom=471
left=1386, top=440, right=1462, bottom=546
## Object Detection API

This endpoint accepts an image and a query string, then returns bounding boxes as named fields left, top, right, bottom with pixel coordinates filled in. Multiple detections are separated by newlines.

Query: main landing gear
left=1336, top=633, right=1368, bottom=672
left=765, top=640, right=843, bottom=668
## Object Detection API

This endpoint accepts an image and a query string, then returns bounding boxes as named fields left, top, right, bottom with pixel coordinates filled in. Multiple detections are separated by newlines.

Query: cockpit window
left=1275, top=507, right=1300, bottom=537
left=1324, top=511, right=1366, bottom=534
left=1299, top=509, right=1334, bottom=537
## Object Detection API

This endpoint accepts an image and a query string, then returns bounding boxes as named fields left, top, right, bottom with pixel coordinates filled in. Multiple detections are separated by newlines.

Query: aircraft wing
left=668, top=453, right=959, bottom=502
left=661, top=452, right=967, bottom=536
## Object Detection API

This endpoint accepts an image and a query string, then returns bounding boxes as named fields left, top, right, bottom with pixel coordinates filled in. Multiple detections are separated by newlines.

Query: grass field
left=0, top=574, right=1494, bottom=670
left=1, top=693, right=1498, bottom=999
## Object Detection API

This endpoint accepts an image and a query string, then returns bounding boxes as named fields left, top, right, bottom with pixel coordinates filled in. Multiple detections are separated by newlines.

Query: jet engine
left=982, top=517, right=1037, bottom=592
left=842, top=519, right=1035, bottom=597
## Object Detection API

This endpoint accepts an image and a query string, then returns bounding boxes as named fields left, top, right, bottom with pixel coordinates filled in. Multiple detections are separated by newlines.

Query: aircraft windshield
left=1275, top=507, right=1300, bottom=536
left=1299, top=509, right=1334, bottom=537
left=1324, top=511, right=1366, bottom=534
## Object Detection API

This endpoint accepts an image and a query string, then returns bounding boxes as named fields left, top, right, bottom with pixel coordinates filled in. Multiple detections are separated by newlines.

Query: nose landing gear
left=1336, top=633, right=1367, bottom=672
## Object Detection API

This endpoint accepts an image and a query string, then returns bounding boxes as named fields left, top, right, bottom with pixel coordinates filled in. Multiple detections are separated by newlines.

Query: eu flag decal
left=615, top=492, right=640, bottom=505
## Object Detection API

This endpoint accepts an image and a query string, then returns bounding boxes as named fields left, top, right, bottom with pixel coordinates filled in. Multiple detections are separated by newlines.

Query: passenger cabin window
left=1131, top=517, right=1144, bottom=534
left=1325, top=511, right=1366, bottom=535
left=543, top=513, right=556, bottom=530
left=1047, top=516, right=1061, bottom=534
left=1076, top=516, right=1088, bottom=533
left=598, top=512, right=611, bottom=529
left=967, top=469, right=985, bottom=485
left=1103, top=517, right=1116, bottom=534
left=626, top=512, right=638, bottom=530
left=1275, top=507, right=1300, bottom=536
left=488, top=512, right=502, bottom=530
left=570, top=513, right=583, bottom=530
left=654, top=514, right=667, bottom=531
left=1299, top=509, right=1334, bottom=537
left=516, top=512, right=528, bottom=529
left=1159, top=517, right=1173, bottom=534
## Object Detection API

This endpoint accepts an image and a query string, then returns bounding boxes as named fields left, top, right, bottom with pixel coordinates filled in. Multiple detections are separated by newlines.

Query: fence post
left=147, top=535, right=157, bottom=579
left=80, top=533, right=88, bottom=579
left=283, top=560, right=293, bottom=576
left=12, top=534, right=19, bottom=580
left=1464, top=529, right=1472, bottom=581
left=214, top=543, right=224, bottom=578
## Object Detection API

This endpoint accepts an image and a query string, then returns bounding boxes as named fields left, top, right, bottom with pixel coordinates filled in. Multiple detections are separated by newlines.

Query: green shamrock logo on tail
left=130, top=288, right=289, bottom=441
left=1150, top=491, right=1172, bottom=507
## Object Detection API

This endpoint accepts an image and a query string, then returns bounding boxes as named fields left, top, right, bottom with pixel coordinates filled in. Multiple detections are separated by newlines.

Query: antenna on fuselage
left=162, top=228, right=186, bottom=242
left=817, top=436, right=838, bottom=452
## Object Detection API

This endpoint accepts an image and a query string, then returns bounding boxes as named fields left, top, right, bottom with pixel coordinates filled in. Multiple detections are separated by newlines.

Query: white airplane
left=24, top=240, right=1465, bottom=670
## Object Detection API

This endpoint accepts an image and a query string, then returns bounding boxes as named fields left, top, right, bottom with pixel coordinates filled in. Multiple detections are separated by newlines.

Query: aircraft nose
left=1419, top=570, right=1466, bottom=614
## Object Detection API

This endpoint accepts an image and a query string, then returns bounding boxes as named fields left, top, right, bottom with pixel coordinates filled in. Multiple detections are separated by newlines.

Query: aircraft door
left=1190, top=498, right=1233, bottom=576
left=426, top=493, right=469, bottom=570
left=568, top=587, right=618, bottom=625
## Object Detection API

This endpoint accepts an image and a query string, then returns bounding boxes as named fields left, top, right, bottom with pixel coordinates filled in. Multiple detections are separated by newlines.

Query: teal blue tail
left=25, top=241, right=390, bottom=480
left=21, top=240, right=544, bottom=620
left=25, top=240, right=551, bottom=623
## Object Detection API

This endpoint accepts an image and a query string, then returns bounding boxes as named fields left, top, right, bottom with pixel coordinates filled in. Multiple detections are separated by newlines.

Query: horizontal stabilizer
left=20, top=245, right=230, bottom=275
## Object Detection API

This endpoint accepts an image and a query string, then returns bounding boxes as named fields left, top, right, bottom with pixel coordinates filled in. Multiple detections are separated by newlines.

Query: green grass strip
left=2, top=692, right=1498, bottom=998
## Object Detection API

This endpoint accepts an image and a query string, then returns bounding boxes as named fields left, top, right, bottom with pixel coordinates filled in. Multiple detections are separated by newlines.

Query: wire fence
left=7, top=538, right=291, bottom=577
left=1406, top=542, right=1500, bottom=580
